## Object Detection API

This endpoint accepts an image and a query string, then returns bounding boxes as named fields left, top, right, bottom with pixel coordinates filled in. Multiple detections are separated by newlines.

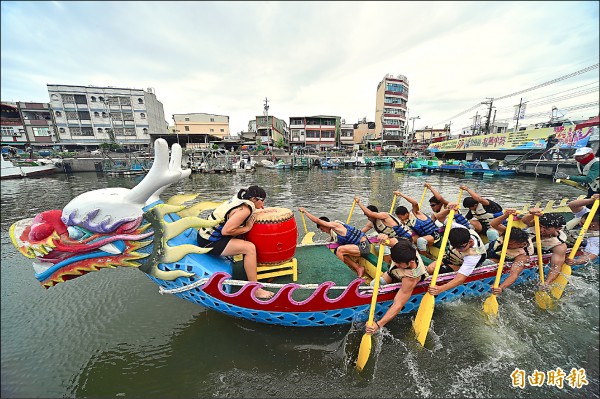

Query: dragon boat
left=9, top=139, right=589, bottom=328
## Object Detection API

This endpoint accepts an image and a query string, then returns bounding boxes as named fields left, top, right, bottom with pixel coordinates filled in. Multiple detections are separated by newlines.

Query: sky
left=1, top=1, right=599, bottom=136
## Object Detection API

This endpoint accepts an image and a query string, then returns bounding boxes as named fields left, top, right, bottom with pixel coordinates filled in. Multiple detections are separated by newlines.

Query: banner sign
left=513, top=104, right=527, bottom=120
left=428, top=125, right=593, bottom=153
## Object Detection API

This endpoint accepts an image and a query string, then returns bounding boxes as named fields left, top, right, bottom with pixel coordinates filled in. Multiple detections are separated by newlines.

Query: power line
left=434, top=63, right=599, bottom=126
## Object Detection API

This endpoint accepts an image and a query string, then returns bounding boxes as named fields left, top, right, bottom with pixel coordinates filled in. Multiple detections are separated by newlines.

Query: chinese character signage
left=428, top=125, right=593, bottom=153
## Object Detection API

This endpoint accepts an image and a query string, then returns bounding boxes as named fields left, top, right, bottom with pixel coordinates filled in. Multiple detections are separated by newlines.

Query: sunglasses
left=455, top=243, right=469, bottom=250
left=252, top=197, right=265, bottom=201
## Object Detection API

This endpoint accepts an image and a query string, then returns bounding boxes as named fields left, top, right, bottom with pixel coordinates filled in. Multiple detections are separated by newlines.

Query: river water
left=1, top=168, right=598, bottom=398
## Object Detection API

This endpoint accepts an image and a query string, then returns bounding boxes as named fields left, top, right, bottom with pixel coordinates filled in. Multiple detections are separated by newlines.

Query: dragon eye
left=67, top=226, right=93, bottom=240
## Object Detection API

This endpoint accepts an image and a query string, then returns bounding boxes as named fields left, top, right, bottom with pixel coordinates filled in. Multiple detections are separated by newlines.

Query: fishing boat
left=261, top=159, right=291, bottom=169
left=9, top=139, right=590, bottom=328
left=320, top=156, right=341, bottom=169
left=462, top=161, right=518, bottom=177
left=1, top=153, right=56, bottom=179
left=371, top=155, right=393, bottom=167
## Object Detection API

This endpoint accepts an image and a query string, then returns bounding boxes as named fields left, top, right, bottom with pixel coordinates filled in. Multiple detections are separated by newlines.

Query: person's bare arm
left=459, top=185, right=489, bottom=206
left=394, top=191, right=420, bottom=214
left=425, top=183, right=449, bottom=205
left=489, top=208, right=518, bottom=233
left=568, top=194, right=600, bottom=213
left=520, top=208, right=542, bottom=227
left=221, top=206, right=253, bottom=236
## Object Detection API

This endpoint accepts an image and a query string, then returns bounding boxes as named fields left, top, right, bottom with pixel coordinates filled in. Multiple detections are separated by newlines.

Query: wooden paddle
left=482, top=214, right=515, bottom=319
left=300, top=211, right=315, bottom=245
left=389, top=193, right=398, bottom=214
left=550, top=199, right=599, bottom=300
left=413, top=189, right=463, bottom=346
left=534, top=214, right=555, bottom=309
left=347, top=198, right=357, bottom=224
left=418, top=186, right=428, bottom=209
left=356, top=242, right=386, bottom=372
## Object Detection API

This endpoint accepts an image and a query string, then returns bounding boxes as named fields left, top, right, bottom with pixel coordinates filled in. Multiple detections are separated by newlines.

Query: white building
left=47, top=84, right=167, bottom=147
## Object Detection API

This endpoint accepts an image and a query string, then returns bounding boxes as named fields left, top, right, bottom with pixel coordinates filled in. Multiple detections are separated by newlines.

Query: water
left=1, top=168, right=598, bottom=398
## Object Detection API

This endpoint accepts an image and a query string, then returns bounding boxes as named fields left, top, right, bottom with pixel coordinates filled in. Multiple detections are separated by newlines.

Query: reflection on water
left=1, top=169, right=598, bottom=398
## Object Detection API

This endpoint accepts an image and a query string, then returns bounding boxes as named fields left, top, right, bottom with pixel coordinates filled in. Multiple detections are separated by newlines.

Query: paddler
left=197, top=185, right=274, bottom=300
left=520, top=210, right=567, bottom=289
left=459, top=184, right=504, bottom=242
left=488, top=209, right=534, bottom=295
left=565, top=194, right=599, bottom=265
left=392, top=191, right=442, bottom=256
left=354, top=196, right=412, bottom=264
left=365, top=235, right=429, bottom=335
left=554, top=147, right=599, bottom=199
left=426, top=203, right=490, bottom=296
left=299, top=207, right=371, bottom=278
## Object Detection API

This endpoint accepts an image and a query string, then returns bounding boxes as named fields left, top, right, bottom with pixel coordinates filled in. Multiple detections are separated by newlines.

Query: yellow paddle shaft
left=347, top=199, right=357, bottom=224
left=567, top=199, right=599, bottom=260
left=534, top=215, right=545, bottom=285
left=366, top=243, right=387, bottom=326
left=429, top=189, right=464, bottom=286
left=491, top=216, right=515, bottom=289
left=418, top=186, right=428, bottom=209
left=300, top=211, right=309, bottom=235
left=389, top=194, right=398, bottom=214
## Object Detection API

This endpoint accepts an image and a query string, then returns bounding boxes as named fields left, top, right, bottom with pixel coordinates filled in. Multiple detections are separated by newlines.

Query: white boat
left=1, top=153, right=56, bottom=179
left=348, top=150, right=371, bottom=167
left=232, top=156, right=256, bottom=172
left=261, top=159, right=291, bottom=169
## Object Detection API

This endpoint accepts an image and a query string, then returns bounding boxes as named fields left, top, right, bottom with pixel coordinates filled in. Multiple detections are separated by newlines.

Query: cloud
left=1, top=1, right=598, bottom=135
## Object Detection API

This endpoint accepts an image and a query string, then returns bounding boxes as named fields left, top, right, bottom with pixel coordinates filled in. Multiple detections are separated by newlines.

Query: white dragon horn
left=124, top=139, right=190, bottom=206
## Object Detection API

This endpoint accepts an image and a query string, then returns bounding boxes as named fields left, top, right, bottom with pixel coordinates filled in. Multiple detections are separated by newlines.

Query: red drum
left=246, top=207, right=298, bottom=265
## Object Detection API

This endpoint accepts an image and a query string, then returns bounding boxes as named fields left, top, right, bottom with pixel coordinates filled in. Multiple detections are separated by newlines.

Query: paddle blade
left=535, top=290, right=556, bottom=310
left=301, top=232, right=315, bottom=245
left=550, top=265, right=572, bottom=299
left=413, top=293, right=435, bottom=346
left=482, top=294, right=498, bottom=319
left=355, top=333, right=372, bottom=372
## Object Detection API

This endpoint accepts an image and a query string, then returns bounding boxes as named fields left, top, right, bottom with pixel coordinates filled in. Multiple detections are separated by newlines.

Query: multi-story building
left=413, top=126, right=450, bottom=149
left=172, top=113, right=230, bottom=148
left=256, top=115, right=288, bottom=147
left=288, top=115, right=340, bottom=149
left=375, top=74, right=409, bottom=146
left=17, top=102, right=56, bottom=148
left=1, top=102, right=26, bottom=147
left=340, top=122, right=355, bottom=148
left=47, top=84, right=167, bottom=149
left=353, top=119, right=377, bottom=148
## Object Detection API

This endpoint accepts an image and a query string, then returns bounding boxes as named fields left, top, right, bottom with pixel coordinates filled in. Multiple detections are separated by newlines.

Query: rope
left=157, top=275, right=389, bottom=295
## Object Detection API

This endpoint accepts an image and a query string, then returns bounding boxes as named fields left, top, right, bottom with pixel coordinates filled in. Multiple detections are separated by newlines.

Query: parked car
left=90, top=149, right=102, bottom=155
left=383, top=145, right=399, bottom=151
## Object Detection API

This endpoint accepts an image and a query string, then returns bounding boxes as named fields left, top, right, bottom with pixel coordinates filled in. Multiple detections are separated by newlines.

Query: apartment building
left=289, top=115, right=340, bottom=149
left=47, top=84, right=167, bottom=148
left=255, top=115, right=288, bottom=147
left=375, top=74, right=409, bottom=144
left=172, top=113, right=230, bottom=147
left=1, top=102, right=26, bottom=147
left=17, top=102, right=56, bottom=148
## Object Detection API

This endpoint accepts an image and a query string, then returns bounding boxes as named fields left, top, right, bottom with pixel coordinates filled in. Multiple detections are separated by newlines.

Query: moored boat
left=1, top=153, right=56, bottom=179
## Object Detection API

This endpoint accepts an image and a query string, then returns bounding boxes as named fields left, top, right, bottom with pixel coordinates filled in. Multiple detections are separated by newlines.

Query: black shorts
left=358, top=240, right=371, bottom=257
left=197, top=235, right=232, bottom=256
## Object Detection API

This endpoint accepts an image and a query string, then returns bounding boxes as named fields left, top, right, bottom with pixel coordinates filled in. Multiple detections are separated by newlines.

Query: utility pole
left=263, top=97, right=270, bottom=152
left=483, top=98, right=494, bottom=134
left=491, top=110, right=497, bottom=134
left=514, top=98, right=523, bottom=132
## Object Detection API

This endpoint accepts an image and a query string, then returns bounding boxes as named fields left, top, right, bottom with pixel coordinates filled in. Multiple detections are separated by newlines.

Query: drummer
left=197, top=185, right=274, bottom=300
left=299, top=207, right=371, bottom=278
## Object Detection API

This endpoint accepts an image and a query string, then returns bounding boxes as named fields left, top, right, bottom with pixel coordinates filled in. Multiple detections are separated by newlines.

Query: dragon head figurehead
left=10, top=139, right=195, bottom=288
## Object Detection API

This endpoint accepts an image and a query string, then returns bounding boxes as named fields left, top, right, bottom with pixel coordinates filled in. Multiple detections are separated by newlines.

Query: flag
left=513, top=103, right=527, bottom=120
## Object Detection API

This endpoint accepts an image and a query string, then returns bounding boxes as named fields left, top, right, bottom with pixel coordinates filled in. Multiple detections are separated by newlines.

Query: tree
left=275, top=137, right=285, bottom=149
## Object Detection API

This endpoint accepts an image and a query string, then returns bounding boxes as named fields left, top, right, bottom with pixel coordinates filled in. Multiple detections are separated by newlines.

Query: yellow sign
left=428, top=126, right=593, bottom=153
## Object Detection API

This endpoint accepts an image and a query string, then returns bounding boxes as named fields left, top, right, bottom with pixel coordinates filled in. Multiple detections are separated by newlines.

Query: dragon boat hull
left=8, top=138, right=593, bottom=329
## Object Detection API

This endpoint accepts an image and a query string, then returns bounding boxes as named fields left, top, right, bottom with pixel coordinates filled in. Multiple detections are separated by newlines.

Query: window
left=220, top=128, right=224, bottom=132
left=210, top=128, right=214, bottom=132
left=50, top=94, right=60, bottom=101
left=123, top=112, right=134, bottom=121
left=140, top=113, right=146, bottom=119
left=81, top=127, right=93, bottom=136
left=185, top=117, right=190, bottom=121
left=142, top=128, right=148, bottom=134
left=113, top=127, right=124, bottom=136
left=97, top=128, right=103, bottom=133
left=66, top=111, right=78, bottom=120
left=210, top=118, right=215, bottom=122
left=184, top=126, right=190, bottom=131
left=91, top=96, right=97, bottom=102
left=61, top=94, right=75, bottom=103
left=32, top=127, right=51, bottom=137
left=55, top=111, right=62, bottom=117
left=119, top=97, right=131, bottom=106
left=1, top=126, right=16, bottom=136
left=98, top=96, right=104, bottom=102
left=59, top=128, right=65, bottom=133
left=137, top=98, right=144, bottom=104
left=78, top=111, right=91, bottom=120
left=124, top=128, right=135, bottom=136
left=94, top=112, right=100, bottom=117
left=74, top=94, right=88, bottom=105
left=102, top=112, right=107, bottom=118
left=70, top=127, right=82, bottom=135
